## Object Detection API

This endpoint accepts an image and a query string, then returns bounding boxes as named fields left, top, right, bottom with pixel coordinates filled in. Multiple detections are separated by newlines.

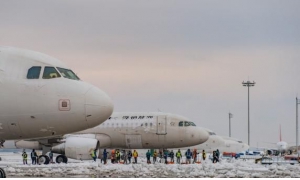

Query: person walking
left=146, top=150, right=151, bottom=164
left=22, top=150, right=28, bottom=165
left=153, top=150, right=157, bottom=164
left=31, top=149, right=37, bottom=165
left=176, top=149, right=182, bottom=164
left=128, top=150, right=132, bottom=164
left=133, top=150, right=138, bottom=164
left=202, top=150, right=206, bottom=161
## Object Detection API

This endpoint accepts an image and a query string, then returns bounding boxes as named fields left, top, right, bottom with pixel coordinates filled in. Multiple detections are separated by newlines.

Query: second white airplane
left=9, top=112, right=210, bottom=164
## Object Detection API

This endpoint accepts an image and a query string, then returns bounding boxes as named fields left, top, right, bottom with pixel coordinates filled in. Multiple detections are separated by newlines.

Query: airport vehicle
left=11, top=112, right=209, bottom=164
left=0, top=46, right=114, bottom=177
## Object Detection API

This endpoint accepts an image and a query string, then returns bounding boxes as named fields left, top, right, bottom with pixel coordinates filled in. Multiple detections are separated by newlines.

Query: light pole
left=296, top=97, right=300, bottom=156
left=229, top=112, right=233, bottom=137
left=242, top=80, right=255, bottom=146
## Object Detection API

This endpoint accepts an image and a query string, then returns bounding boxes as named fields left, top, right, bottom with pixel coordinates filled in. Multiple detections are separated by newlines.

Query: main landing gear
left=56, top=155, right=68, bottom=164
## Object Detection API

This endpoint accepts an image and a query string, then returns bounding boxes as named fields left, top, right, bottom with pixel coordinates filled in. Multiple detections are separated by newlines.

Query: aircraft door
left=156, top=116, right=167, bottom=135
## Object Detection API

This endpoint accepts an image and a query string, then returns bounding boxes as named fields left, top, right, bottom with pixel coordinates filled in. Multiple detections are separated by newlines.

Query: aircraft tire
left=56, top=155, right=68, bottom=164
left=39, top=155, right=50, bottom=165
left=0, top=168, right=6, bottom=178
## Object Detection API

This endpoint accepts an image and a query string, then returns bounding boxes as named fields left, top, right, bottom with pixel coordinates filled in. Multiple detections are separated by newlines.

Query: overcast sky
left=1, top=0, right=300, bottom=148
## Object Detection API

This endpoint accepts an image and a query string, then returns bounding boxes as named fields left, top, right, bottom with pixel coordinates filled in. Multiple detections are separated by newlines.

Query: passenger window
left=27, top=66, right=41, bottom=79
left=145, top=123, right=148, bottom=127
left=179, top=121, right=184, bottom=127
left=150, top=123, right=152, bottom=127
left=43, top=67, right=61, bottom=79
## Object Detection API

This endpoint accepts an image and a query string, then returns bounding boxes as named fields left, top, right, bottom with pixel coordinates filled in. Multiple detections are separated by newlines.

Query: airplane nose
left=197, top=127, right=209, bottom=144
left=187, top=127, right=209, bottom=146
left=85, top=87, right=114, bottom=128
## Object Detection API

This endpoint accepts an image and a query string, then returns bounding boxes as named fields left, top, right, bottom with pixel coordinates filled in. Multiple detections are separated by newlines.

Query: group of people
left=98, top=149, right=210, bottom=165
left=98, top=149, right=139, bottom=164
left=22, top=149, right=54, bottom=165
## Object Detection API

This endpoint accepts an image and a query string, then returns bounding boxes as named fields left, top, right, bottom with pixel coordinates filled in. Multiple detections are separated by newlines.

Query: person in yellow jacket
left=22, top=150, right=28, bottom=165
left=133, top=150, right=138, bottom=164
left=153, top=150, right=157, bottom=164
left=202, top=150, right=206, bottom=161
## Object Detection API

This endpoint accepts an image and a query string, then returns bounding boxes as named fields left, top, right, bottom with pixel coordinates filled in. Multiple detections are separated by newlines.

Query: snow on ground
left=1, top=152, right=300, bottom=178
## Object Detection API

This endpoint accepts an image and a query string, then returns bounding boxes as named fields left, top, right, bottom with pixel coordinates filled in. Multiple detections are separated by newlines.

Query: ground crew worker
left=153, top=150, right=157, bottom=164
left=90, top=149, right=96, bottom=162
left=176, top=149, right=182, bottom=164
left=185, top=149, right=192, bottom=164
left=159, top=149, right=163, bottom=163
left=116, top=150, right=120, bottom=163
left=169, top=150, right=174, bottom=163
left=49, top=150, right=53, bottom=164
left=31, top=149, right=37, bottom=165
left=163, top=149, right=168, bottom=164
left=128, top=150, right=132, bottom=164
left=22, top=150, right=28, bottom=165
left=103, top=149, right=108, bottom=164
left=192, top=149, right=198, bottom=163
left=146, top=150, right=151, bottom=164
left=36, top=150, right=40, bottom=165
left=111, top=149, right=115, bottom=164
left=124, top=150, right=128, bottom=164
left=216, top=149, right=220, bottom=161
left=133, top=150, right=138, bottom=164
left=202, top=150, right=206, bottom=161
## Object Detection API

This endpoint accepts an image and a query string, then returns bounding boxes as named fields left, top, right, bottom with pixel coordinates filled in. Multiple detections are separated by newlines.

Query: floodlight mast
left=242, top=80, right=256, bottom=146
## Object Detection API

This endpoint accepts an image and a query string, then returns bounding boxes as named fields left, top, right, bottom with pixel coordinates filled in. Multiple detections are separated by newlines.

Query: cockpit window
left=189, top=122, right=196, bottom=126
left=43, top=66, right=61, bottom=79
left=179, top=121, right=184, bottom=126
left=56, top=67, right=80, bottom=80
left=209, top=132, right=216, bottom=135
left=238, top=141, right=243, bottom=143
left=184, top=121, right=190, bottom=126
left=27, top=66, right=41, bottom=79
left=184, top=121, right=196, bottom=126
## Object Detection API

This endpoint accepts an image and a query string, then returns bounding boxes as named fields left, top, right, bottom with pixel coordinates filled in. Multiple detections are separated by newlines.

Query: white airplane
left=170, top=129, right=249, bottom=154
left=0, top=46, right=114, bottom=176
left=262, top=125, right=289, bottom=155
left=7, top=112, right=209, bottom=164
left=220, top=136, right=249, bottom=153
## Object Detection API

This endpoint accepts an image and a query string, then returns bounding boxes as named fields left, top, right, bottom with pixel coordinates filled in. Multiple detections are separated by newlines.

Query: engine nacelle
left=15, top=140, right=42, bottom=150
left=52, top=136, right=99, bottom=160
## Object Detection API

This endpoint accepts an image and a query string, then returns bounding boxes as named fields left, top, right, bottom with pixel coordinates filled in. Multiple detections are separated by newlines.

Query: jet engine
left=15, top=140, right=42, bottom=150
left=52, top=134, right=111, bottom=161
